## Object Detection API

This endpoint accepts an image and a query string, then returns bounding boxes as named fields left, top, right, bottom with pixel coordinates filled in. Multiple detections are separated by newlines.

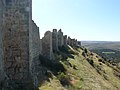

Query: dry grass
left=39, top=46, right=120, bottom=90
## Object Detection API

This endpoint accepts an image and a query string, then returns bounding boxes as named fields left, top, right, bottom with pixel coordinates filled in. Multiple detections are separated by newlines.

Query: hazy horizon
left=32, top=0, right=120, bottom=41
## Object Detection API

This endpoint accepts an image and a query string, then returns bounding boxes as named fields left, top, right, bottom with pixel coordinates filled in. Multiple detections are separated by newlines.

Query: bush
left=90, top=53, right=94, bottom=56
left=45, top=70, right=53, bottom=79
left=98, top=59, right=103, bottom=62
left=82, top=52, right=86, bottom=57
left=57, top=72, right=70, bottom=86
left=87, top=58, right=94, bottom=66
left=73, top=65, right=78, bottom=70
left=84, top=48, right=88, bottom=53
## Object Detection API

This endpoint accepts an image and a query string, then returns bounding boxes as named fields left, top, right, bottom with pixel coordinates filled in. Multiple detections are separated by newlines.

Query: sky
left=32, top=0, right=120, bottom=41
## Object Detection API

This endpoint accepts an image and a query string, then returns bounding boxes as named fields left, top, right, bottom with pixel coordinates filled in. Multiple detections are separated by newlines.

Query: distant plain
left=82, top=41, right=120, bottom=63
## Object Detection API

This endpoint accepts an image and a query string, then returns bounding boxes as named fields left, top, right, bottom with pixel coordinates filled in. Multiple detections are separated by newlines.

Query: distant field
left=102, top=52, right=115, bottom=54
left=82, top=41, right=120, bottom=63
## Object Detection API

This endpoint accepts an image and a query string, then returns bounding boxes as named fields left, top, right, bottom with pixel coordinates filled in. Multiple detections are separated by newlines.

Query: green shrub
left=57, top=72, right=70, bottom=86
left=98, top=59, right=103, bottom=62
left=82, top=52, right=86, bottom=57
left=84, top=48, right=88, bottom=53
left=87, top=58, right=94, bottom=66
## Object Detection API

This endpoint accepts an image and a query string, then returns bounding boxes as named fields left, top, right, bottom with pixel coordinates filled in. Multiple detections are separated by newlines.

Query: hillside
left=38, top=46, right=120, bottom=90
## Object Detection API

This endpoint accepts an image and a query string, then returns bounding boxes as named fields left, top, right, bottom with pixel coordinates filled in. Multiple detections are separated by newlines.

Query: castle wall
left=29, top=20, right=42, bottom=88
left=67, top=37, right=71, bottom=45
left=75, top=39, right=78, bottom=46
left=0, top=0, right=4, bottom=83
left=78, top=41, right=81, bottom=46
left=67, top=37, right=79, bottom=47
left=52, top=29, right=58, bottom=52
left=0, top=0, right=81, bottom=88
left=30, top=21, right=41, bottom=63
left=42, top=31, right=53, bottom=60
left=1, top=0, right=32, bottom=88
left=63, top=35, right=67, bottom=45
left=58, top=29, right=63, bottom=47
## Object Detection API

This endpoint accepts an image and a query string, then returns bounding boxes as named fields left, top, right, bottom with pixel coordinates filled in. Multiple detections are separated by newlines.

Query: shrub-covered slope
left=39, top=46, right=120, bottom=90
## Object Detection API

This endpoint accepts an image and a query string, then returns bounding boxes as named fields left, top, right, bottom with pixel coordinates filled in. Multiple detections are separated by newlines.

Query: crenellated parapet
left=41, top=29, right=81, bottom=60
left=67, top=37, right=80, bottom=47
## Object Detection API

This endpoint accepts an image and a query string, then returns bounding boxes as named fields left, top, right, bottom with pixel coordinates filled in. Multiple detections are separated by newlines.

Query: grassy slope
left=39, top=46, right=120, bottom=90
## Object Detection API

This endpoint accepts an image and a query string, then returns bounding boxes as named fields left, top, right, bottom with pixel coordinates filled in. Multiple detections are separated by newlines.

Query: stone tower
left=0, top=0, right=32, bottom=89
left=58, top=29, right=64, bottom=47
left=42, top=31, right=53, bottom=60
left=52, top=29, right=58, bottom=52
left=67, top=36, right=71, bottom=45
left=63, top=35, right=67, bottom=46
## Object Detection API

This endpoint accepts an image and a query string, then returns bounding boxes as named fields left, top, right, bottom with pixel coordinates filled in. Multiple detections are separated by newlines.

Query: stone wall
left=1, top=0, right=32, bottom=88
left=63, top=35, right=67, bottom=45
left=67, top=36, right=71, bottom=46
left=29, top=20, right=41, bottom=87
left=72, top=39, right=76, bottom=46
left=41, top=29, right=81, bottom=61
left=30, top=20, right=41, bottom=64
left=75, top=39, right=78, bottom=46
left=67, top=37, right=80, bottom=47
left=42, top=31, right=53, bottom=60
left=52, top=29, right=58, bottom=52
left=78, top=41, right=81, bottom=46
left=58, top=29, right=63, bottom=47
left=0, top=0, right=81, bottom=89
left=0, top=0, right=4, bottom=83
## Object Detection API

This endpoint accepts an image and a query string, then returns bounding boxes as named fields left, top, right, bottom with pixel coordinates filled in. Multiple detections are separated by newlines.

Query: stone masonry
left=42, top=31, right=53, bottom=60
left=0, top=0, right=4, bottom=83
left=78, top=41, right=81, bottom=46
left=30, top=20, right=41, bottom=68
left=1, top=0, right=32, bottom=88
left=29, top=20, right=42, bottom=88
left=67, top=36, right=71, bottom=45
left=42, top=29, right=81, bottom=61
left=63, top=35, right=67, bottom=45
left=0, top=0, right=81, bottom=89
left=58, top=29, right=64, bottom=47
left=52, top=29, right=58, bottom=52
